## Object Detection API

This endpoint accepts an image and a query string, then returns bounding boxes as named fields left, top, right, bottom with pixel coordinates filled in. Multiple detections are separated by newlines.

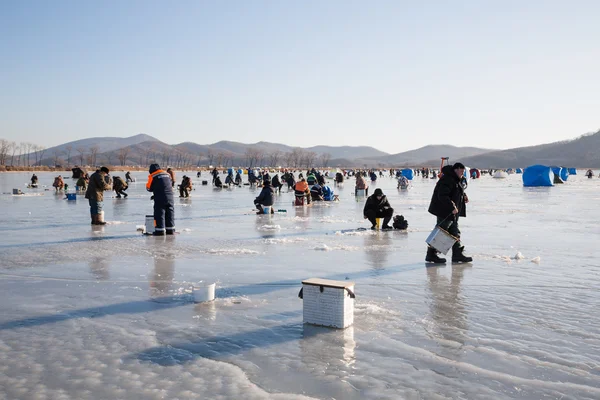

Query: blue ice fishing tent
left=523, top=165, right=554, bottom=187
left=516, top=168, right=523, bottom=174
left=568, top=168, right=577, bottom=175
left=401, top=169, right=414, bottom=180
left=561, top=168, right=569, bottom=181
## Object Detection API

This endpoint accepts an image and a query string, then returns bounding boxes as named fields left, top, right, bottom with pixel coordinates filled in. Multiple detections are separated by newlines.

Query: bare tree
left=206, top=148, right=215, bottom=166
left=269, top=150, right=282, bottom=167
left=32, top=145, right=40, bottom=165
left=76, top=147, right=86, bottom=166
left=320, top=152, right=332, bottom=168
left=9, top=142, right=17, bottom=166
left=17, top=142, right=26, bottom=166
left=37, top=146, right=46, bottom=166
left=118, top=147, right=130, bottom=166
left=89, top=145, right=100, bottom=166
left=65, top=145, right=72, bottom=166
left=196, top=152, right=204, bottom=167
left=304, top=151, right=317, bottom=169
left=244, top=147, right=264, bottom=168
left=25, top=142, right=33, bottom=166
left=53, top=150, right=63, bottom=166
left=216, top=152, right=225, bottom=167
left=0, top=139, right=10, bottom=165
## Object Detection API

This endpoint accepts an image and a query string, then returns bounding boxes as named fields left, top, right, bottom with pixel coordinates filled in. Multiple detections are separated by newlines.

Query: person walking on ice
left=426, top=162, right=472, bottom=263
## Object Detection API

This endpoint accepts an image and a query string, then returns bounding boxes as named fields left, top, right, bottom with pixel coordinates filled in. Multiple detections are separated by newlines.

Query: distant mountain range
left=13, top=130, right=600, bottom=168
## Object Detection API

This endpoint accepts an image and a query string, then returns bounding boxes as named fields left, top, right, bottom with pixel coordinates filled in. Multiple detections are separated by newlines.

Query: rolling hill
left=459, top=131, right=600, bottom=168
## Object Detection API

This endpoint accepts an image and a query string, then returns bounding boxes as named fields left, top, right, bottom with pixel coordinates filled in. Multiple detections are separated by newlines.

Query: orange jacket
left=146, top=169, right=165, bottom=191
left=295, top=181, right=309, bottom=192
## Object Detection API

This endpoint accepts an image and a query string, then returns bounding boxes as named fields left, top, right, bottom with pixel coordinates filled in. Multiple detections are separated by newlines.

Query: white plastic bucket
left=193, top=283, right=216, bottom=303
left=97, top=211, right=105, bottom=224
left=356, top=189, right=366, bottom=197
left=145, top=215, right=155, bottom=234
left=426, top=226, right=458, bottom=254
left=262, top=206, right=272, bottom=214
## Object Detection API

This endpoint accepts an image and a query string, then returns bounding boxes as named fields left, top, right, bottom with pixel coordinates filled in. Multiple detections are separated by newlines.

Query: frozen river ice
left=0, top=170, right=599, bottom=400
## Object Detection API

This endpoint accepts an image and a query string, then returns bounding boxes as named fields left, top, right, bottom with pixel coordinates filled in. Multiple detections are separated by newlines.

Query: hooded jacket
left=255, top=184, right=274, bottom=206
left=146, top=164, right=174, bottom=204
left=363, top=190, right=391, bottom=215
left=428, top=165, right=467, bottom=218
left=85, top=171, right=112, bottom=201
left=113, top=176, right=127, bottom=191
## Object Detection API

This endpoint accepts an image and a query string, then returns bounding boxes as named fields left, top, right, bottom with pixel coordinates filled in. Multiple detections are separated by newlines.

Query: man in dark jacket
left=113, top=176, right=128, bottom=198
left=271, top=174, right=283, bottom=193
left=310, top=183, right=324, bottom=201
left=146, top=163, right=175, bottom=235
left=426, top=162, right=472, bottom=263
left=179, top=175, right=192, bottom=197
left=254, top=180, right=275, bottom=214
left=85, top=167, right=112, bottom=225
left=363, top=188, right=394, bottom=230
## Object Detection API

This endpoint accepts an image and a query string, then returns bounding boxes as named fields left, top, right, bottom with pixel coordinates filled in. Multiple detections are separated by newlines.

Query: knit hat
left=100, top=167, right=109, bottom=174
left=453, top=162, right=465, bottom=170
left=374, top=188, right=383, bottom=196
left=149, top=164, right=161, bottom=174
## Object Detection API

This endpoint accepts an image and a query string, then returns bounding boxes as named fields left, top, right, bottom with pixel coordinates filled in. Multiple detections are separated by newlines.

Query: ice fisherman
left=85, top=167, right=112, bottom=225
left=426, top=162, right=472, bottom=264
left=254, top=179, right=275, bottom=214
left=52, top=175, right=65, bottom=192
left=294, top=178, right=311, bottom=205
left=355, top=173, right=368, bottom=196
left=113, top=176, right=128, bottom=198
left=363, top=188, right=394, bottom=230
left=179, top=175, right=192, bottom=197
left=146, top=163, right=175, bottom=235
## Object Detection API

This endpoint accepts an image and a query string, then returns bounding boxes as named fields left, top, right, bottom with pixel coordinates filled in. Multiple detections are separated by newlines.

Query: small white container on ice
left=193, top=283, right=216, bottom=303
left=300, top=278, right=355, bottom=329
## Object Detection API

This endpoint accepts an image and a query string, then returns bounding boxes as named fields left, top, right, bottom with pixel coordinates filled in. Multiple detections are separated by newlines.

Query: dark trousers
left=115, top=189, right=127, bottom=198
left=437, top=216, right=460, bottom=239
left=154, top=201, right=175, bottom=233
left=365, top=207, right=394, bottom=227
left=179, top=187, right=189, bottom=197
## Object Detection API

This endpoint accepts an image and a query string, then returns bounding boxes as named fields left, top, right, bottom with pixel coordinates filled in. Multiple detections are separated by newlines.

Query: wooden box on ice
left=301, top=278, right=355, bottom=329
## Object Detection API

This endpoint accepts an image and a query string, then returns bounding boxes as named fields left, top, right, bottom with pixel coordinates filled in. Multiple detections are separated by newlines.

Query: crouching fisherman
left=146, top=163, right=175, bottom=235
left=254, top=179, right=275, bottom=214
left=113, top=176, right=128, bottom=198
left=85, top=167, right=112, bottom=225
left=363, top=188, right=394, bottom=230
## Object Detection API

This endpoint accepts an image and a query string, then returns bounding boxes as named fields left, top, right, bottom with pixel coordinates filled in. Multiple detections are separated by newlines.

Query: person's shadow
left=425, top=265, right=470, bottom=361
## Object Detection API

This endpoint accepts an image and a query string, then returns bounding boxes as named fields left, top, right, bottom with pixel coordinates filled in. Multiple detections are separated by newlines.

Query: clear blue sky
left=1, top=0, right=599, bottom=154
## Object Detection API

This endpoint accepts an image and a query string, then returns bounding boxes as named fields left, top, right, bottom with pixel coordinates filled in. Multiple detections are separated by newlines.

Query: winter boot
left=425, top=246, right=446, bottom=263
left=452, top=243, right=473, bottom=263
left=94, top=214, right=107, bottom=225
left=152, top=230, right=165, bottom=236
left=91, top=215, right=96, bottom=225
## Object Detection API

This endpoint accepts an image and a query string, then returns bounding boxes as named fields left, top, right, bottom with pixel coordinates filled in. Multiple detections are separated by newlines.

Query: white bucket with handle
left=426, top=226, right=458, bottom=254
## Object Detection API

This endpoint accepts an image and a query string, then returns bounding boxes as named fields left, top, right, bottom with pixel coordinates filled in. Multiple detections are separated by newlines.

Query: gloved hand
left=150, top=196, right=154, bottom=200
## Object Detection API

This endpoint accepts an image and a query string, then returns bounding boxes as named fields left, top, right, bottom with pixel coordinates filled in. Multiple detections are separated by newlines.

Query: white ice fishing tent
left=493, top=170, right=508, bottom=179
